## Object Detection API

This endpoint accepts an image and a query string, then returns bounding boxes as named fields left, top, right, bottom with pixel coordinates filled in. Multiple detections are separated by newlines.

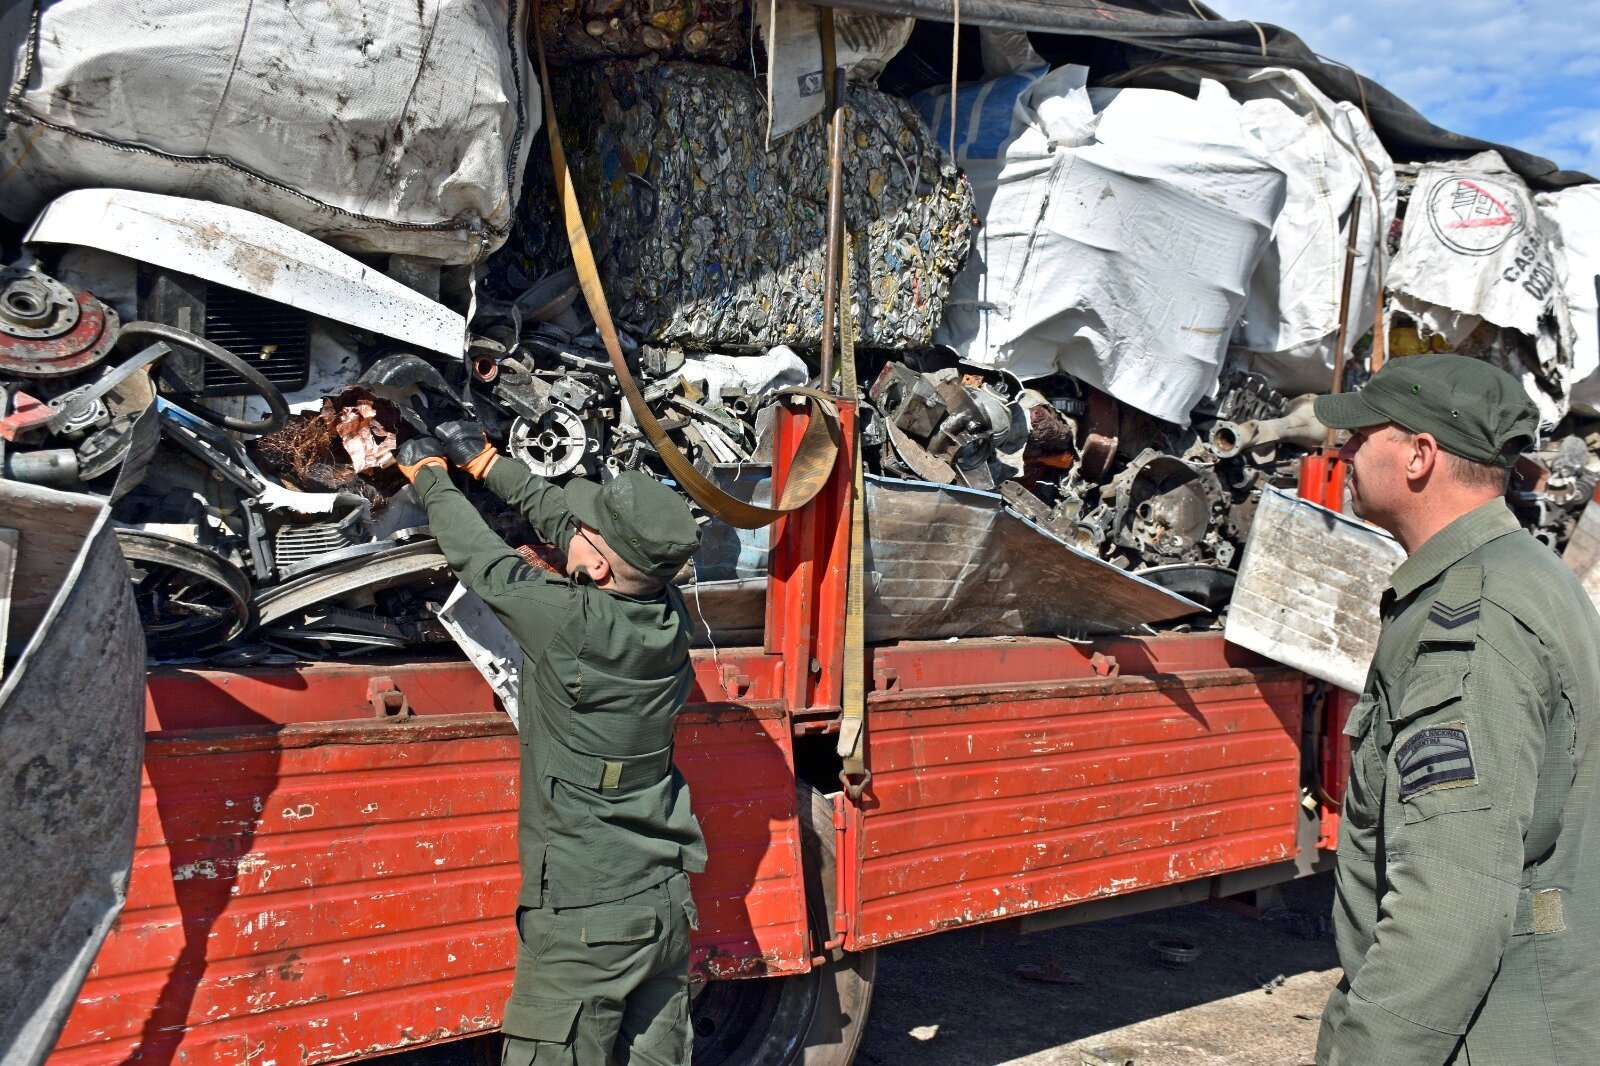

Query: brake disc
left=0, top=269, right=120, bottom=378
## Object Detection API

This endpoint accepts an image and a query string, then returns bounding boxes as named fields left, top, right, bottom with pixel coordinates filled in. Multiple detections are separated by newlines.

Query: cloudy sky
left=1221, top=0, right=1600, bottom=175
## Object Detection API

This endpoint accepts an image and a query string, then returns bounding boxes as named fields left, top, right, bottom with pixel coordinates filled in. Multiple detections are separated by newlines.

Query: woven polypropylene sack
left=498, top=58, right=975, bottom=350
left=0, top=0, right=535, bottom=264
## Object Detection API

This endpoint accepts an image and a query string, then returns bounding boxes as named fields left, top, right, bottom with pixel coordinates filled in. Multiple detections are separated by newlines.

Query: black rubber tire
left=690, top=786, right=877, bottom=1066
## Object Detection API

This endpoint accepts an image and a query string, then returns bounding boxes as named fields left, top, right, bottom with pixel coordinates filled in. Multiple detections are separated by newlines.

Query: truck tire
left=690, top=786, right=877, bottom=1066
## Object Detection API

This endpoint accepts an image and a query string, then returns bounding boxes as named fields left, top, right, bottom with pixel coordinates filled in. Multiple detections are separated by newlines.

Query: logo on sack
left=1426, top=176, right=1525, bottom=256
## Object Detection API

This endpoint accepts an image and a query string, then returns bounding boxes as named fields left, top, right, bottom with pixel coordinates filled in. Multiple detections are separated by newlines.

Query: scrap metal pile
left=2, top=0, right=1599, bottom=666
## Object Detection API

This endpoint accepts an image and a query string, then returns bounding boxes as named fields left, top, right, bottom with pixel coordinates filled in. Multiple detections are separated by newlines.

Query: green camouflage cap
left=1313, top=354, right=1540, bottom=467
left=564, top=470, right=701, bottom=579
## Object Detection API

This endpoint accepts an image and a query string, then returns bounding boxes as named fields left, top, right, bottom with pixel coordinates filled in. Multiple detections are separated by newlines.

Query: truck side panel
left=52, top=681, right=807, bottom=1065
left=842, top=650, right=1302, bottom=949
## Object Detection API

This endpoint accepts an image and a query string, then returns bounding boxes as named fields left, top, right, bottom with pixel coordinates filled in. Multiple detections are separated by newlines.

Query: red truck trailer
left=46, top=406, right=1337, bottom=1066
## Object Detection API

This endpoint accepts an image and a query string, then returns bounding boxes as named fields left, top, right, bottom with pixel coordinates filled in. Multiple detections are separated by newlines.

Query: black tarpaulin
left=828, top=0, right=1594, bottom=189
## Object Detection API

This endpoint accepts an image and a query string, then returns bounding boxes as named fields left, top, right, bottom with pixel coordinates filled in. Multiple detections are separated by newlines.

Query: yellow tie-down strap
left=533, top=8, right=842, bottom=529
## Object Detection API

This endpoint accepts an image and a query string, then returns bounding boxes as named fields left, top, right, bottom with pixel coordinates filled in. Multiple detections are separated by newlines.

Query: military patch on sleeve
left=1396, top=722, right=1477, bottom=799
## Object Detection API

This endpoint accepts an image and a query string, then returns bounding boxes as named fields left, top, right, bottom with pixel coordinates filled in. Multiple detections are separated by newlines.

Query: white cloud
left=1221, top=0, right=1600, bottom=173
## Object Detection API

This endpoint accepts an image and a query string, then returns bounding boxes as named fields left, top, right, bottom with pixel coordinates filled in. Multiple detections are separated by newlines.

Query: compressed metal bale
left=499, top=58, right=976, bottom=350
left=536, top=0, right=747, bottom=66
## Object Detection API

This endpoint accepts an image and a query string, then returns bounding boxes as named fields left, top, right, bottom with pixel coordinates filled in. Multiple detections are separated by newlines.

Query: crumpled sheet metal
left=1224, top=486, right=1403, bottom=693
left=535, top=0, right=747, bottom=66
left=0, top=482, right=144, bottom=1066
left=861, top=475, right=1203, bottom=641
left=505, top=59, right=975, bottom=350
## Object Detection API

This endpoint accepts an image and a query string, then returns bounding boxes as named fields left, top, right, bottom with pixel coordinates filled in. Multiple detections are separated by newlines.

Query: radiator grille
left=202, top=286, right=311, bottom=394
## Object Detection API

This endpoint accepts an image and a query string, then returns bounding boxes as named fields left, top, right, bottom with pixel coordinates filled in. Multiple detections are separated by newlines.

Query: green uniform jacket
left=414, top=460, right=708, bottom=909
left=1319, top=499, right=1600, bottom=1064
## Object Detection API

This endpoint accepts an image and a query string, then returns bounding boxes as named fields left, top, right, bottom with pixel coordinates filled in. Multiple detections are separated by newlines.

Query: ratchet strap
left=533, top=9, right=841, bottom=529
left=835, top=233, right=870, bottom=799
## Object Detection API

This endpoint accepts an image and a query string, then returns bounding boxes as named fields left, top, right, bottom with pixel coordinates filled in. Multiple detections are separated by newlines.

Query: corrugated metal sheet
left=1226, top=486, right=1402, bottom=693
left=53, top=695, right=806, bottom=1064
left=844, top=667, right=1303, bottom=948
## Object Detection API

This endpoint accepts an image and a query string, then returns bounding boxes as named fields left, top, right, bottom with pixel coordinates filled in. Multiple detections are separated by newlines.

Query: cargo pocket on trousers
left=579, top=905, right=658, bottom=946
left=502, top=996, right=581, bottom=1045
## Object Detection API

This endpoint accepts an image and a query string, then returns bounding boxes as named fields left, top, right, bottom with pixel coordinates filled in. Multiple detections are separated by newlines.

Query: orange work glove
left=438, top=420, right=499, bottom=479
left=396, top=438, right=448, bottom=482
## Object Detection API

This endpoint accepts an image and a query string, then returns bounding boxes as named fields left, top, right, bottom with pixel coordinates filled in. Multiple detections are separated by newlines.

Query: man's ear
left=1409, top=432, right=1441, bottom=483
left=587, top=552, right=612, bottom=586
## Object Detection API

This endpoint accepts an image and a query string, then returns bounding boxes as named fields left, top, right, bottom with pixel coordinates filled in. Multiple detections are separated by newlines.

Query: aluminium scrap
left=501, top=58, right=976, bottom=350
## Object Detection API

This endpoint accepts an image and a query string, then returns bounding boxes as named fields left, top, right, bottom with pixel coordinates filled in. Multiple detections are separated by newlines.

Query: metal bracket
left=367, top=676, right=412, bottom=720
left=719, top=665, right=751, bottom=700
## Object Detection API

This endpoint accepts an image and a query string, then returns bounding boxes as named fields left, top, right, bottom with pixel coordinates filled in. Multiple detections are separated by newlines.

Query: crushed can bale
left=497, top=58, right=976, bottom=350
left=536, top=0, right=747, bottom=66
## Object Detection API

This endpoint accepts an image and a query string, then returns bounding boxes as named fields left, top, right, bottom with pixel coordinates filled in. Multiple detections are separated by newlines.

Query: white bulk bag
left=0, top=0, right=536, bottom=264
left=917, top=64, right=1286, bottom=425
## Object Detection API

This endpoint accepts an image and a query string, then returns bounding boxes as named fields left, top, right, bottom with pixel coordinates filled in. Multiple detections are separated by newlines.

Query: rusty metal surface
left=1225, top=486, right=1403, bottom=693
left=1, top=483, right=144, bottom=1066
left=52, top=702, right=807, bottom=1064
left=843, top=666, right=1303, bottom=949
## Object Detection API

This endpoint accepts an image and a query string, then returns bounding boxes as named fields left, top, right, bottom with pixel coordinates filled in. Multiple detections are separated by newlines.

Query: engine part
left=254, top=539, right=450, bottom=628
left=3, top=448, right=80, bottom=487
left=1110, top=450, right=1227, bottom=565
left=273, top=510, right=369, bottom=573
left=1078, top=389, right=1120, bottom=481
left=1208, top=395, right=1324, bottom=459
left=0, top=269, right=120, bottom=378
left=115, top=528, right=253, bottom=652
left=508, top=408, right=593, bottom=477
left=871, top=362, right=948, bottom=439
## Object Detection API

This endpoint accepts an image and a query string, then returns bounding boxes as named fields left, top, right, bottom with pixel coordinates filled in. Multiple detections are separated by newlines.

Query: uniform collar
left=1389, top=497, right=1521, bottom=601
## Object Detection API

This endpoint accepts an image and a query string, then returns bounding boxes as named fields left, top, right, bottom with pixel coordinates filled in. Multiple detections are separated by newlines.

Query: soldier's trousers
left=501, top=871, right=697, bottom=1066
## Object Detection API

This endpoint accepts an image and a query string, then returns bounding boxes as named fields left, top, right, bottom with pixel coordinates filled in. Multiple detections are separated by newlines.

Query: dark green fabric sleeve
left=485, top=455, right=578, bottom=551
left=413, top=464, right=573, bottom=659
left=1327, top=636, right=1549, bottom=1064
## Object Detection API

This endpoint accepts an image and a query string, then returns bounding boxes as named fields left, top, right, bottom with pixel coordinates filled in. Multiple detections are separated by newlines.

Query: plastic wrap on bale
left=495, top=58, right=976, bottom=350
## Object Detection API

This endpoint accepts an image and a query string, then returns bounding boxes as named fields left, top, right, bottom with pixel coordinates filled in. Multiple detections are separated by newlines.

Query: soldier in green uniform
left=396, top=423, right=706, bottom=1066
left=1313, top=355, right=1600, bottom=1064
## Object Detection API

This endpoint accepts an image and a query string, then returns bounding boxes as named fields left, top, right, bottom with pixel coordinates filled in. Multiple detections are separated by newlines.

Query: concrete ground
left=855, top=873, right=1340, bottom=1066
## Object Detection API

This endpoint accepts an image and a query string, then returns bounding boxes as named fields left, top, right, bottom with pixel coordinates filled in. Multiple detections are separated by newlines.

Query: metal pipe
left=1324, top=194, right=1363, bottom=450
left=818, top=7, right=845, bottom=393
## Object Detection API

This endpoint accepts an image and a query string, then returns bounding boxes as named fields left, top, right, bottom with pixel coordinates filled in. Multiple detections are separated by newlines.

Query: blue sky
left=1221, top=1, right=1600, bottom=175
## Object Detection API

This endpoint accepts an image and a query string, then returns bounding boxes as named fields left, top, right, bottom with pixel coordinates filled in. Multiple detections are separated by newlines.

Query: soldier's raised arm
left=437, top=420, right=578, bottom=550
left=398, top=439, right=569, bottom=660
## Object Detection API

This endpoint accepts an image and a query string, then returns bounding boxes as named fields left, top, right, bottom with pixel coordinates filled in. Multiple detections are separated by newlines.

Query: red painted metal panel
left=142, top=652, right=786, bottom=732
left=53, top=700, right=807, bottom=1065
left=842, top=665, right=1303, bottom=949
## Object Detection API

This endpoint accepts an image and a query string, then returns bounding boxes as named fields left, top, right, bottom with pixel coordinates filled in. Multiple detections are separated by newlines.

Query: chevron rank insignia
left=1420, top=565, right=1483, bottom=642
left=1427, top=601, right=1480, bottom=630
left=1396, top=722, right=1478, bottom=799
